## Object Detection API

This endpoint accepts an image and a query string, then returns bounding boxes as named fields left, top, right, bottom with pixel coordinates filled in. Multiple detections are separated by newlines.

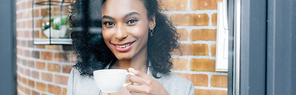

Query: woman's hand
left=126, top=68, right=170, bottom=95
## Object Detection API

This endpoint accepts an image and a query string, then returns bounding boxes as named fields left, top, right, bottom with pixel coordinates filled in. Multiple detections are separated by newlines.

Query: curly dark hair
left=70, top=0, right=179, bottom=78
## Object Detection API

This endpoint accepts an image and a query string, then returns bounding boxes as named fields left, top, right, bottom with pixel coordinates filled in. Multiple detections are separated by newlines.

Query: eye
left=103, top=21, right=115, bottom=27
left=126, top=19, right=138, bottom=25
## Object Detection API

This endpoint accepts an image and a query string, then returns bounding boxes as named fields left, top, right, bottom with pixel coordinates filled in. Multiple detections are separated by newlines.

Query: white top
left=66, top=66, right=194, bottom=95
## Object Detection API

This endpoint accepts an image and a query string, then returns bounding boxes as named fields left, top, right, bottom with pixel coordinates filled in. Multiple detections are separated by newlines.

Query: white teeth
left=117, top=43, right=131, bottom=48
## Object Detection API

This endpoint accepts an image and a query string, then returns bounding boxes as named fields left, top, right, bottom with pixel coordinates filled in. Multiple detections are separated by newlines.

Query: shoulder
left=156, top=72, right=194, bottom=95
left=70, top=67, right=80, bottom=75
left=67, top=67, right=100, bottom=95
left=161, top=73, right=190, bottom=82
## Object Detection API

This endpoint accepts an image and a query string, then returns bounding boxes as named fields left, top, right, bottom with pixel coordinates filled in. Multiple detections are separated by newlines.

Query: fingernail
left=128, top=68, right=135, bottom=71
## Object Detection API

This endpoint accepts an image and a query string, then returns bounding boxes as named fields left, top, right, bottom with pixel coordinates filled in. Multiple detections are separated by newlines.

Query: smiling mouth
left=110, top=40, right=136, bottom=48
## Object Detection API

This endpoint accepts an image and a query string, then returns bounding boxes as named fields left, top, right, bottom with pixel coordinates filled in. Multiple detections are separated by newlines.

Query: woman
left=67, top=0, right=194, bottom=95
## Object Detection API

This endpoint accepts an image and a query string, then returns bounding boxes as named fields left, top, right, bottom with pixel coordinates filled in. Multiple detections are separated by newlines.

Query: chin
left=114, top=53, right=133, bottom=60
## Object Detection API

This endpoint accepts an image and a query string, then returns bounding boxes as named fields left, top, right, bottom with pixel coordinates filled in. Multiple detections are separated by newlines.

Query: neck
left=111, top=47, right=148, bottom=74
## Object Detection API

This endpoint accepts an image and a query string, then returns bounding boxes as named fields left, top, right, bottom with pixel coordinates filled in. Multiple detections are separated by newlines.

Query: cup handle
left=123, top=73, right=135, bottom=87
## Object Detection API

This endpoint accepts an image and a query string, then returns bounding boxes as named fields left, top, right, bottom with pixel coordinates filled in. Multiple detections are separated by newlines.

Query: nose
left=115, top=23, right=128, bottom=41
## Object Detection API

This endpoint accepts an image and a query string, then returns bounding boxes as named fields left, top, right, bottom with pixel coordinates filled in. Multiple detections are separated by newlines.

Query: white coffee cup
left=93, top=69, right=134, bottom=93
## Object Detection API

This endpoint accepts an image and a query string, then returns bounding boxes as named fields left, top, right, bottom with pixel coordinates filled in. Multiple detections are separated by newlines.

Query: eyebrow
left=102, top=12, right=140, bottom=20
left=124, top=12, right=140, bottom=18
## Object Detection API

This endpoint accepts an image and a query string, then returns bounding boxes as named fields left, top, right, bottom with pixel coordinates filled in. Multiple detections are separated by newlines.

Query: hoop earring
left=149, top=29, right=154, bottom=36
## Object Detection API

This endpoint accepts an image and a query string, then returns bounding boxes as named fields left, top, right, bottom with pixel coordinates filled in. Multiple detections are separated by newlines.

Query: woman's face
left=101, top=0, right=155, bottom=60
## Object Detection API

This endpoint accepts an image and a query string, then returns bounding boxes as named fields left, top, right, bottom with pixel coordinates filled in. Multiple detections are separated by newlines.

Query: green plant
left=52, top=17, right=70, bottom=30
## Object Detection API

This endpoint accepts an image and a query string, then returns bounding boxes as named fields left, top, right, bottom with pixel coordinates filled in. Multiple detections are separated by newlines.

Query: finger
left=129, top=74, right=147, bottom=85
left=129, top=91, right=145, bottom=95
left=126, top=85, right=148, bottom=93
left=131, top=82, right=140, bottom=86
left=128, top=68, right=151, bottom=78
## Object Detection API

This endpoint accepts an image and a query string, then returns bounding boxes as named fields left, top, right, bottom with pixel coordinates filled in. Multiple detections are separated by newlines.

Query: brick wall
left=16, top=0, right=75, bottom=95
left=16, top=0, right=227, bottom=95
left=160, top=0, right=228, bottom=95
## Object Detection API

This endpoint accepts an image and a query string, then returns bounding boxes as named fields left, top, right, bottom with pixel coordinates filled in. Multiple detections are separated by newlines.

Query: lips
left=110, top=40, right=136, bottom=52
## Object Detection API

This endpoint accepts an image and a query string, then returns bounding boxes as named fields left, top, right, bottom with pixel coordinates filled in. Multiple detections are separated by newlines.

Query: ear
left=148, top=14, right=156, bottom=30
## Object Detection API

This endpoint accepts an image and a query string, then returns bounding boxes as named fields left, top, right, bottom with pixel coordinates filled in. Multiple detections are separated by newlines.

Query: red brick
left=171, top=14, right=209, bottom=26
left=191, top=0, right=222, bottom=10
left=212, top=13, right=217, bottom=26
left=16, top=3, right=21, bottom=11
left=62, top=65, right=73, bottom=73
left=71, top=54, right=77, bottom=63
left=211, top=44, right=216, bottom=56
left=27, top=40, right=34, bottom=48
left=54, top=75, right=69, bottom=85
left=190, top=58, right=215, bottom=71
left=27, top=20, right=33, bottom=28
left=194, top=89, right=210, bottom=95
left=171, top=58, right=188, bottom=70
left=21, top=21, right=26, bottom=28
left=21, top=2, right=26, bottom=9
left=35, top=45, right=45, bottom=49
left=34, top=30, right=40, bottom=38
left=18, top=83, right=24, bottom=93
left=54, top=53, right=70, bottom=62
left=46, top=45, right=60, bottom=50
left=48, top=63, right=61, bottom=72
left=21, top=76, right=27, bottom=85
left=194, top=89, right=228, bottom=95
left=17, top=21, right=21, bottom=28
left=21, top=59, right=27, bottom=66
left=28, top=79, right=35, bottom=88
left=17, top=57, right=21, bottom=64
left=211, top=90, right=227, bottom=95
left=160, top=0, right=187, bottom=11
left=32, top=90, right=40, bottom=95
left=174, top=73, right=208, bottom=87
left=172, top=44, right=209, bottom=56
left=36, top=82, right=47, bottom=91
left=17, top=74, right=21, bottom=81
left=18, top=66, right=24, bottom=73
left=34, top=9, right=40, bottom=17
left=174, top=73, right=190, bottom=80
left=27, top=1, right=32, bottom=8
left=36, top=61, right=46, bottom=70
left=17, top=40, right=21, bottom=46
left=17, top=31, right=22, bottom=37
left=176, top=29, right=188, bottom=41
left=62, top=88, right=67, bottom=95
left=27, top=60, right=35, bottom=68
left=48, top=84, right=61, bottom=94
left=32, top=70, right=40, bottom=79
left=31, top=51, right=40, bottom=59
left=53, top=7, right=69, bottom=15
left=21, top=40, right=26, bottom=47
left=41, top=72, right=53, bottom=82
left=40, top=52, right=53, bottom=60
left=17, top=48, right=22, bottom=56
left=35, top=19, right=42, bottom=28
left=190, top=29, right=216, bottom=41
left=24, top=68, right=31, bottom=76
left=23, top=31, right=31, bottom=38
left=40, top=8, right=49, bottom=18
left=210, top=75, right=227, bottom=87
left=24, top=49, right=30, bottom=57
left=191, top=74, right=208, bottom=86
left=24, top=87, right=31, bottom=95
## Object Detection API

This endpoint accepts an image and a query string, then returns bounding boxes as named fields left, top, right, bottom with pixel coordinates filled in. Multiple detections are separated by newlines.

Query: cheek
left=128, top=22, right=149, bottom=38
left=102, top=29, right=113, bottom=42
